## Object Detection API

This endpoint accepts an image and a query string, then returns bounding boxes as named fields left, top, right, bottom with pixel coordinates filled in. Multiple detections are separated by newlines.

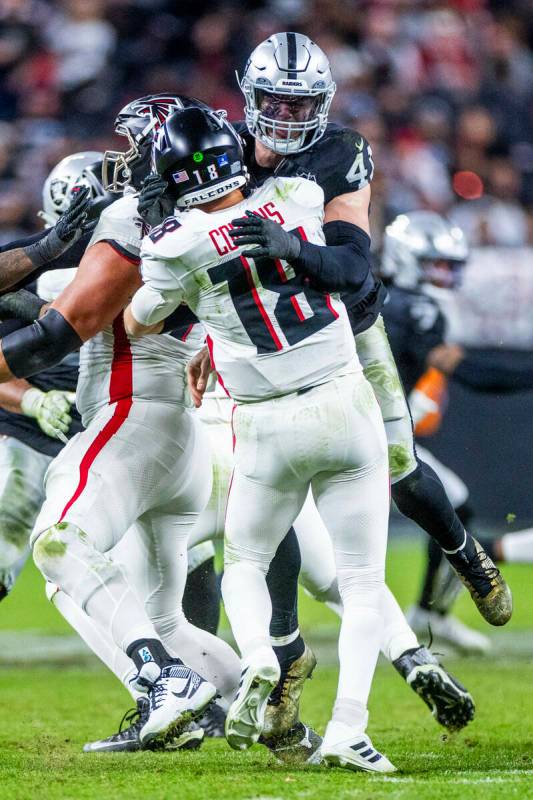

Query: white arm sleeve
left=130, top=282, right=182, bottom=327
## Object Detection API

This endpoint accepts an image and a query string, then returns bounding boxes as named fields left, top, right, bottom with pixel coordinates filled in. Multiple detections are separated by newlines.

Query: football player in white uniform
left=125, top=107, right=395, bottom=773
left=0, top=96, right=247, bottom=750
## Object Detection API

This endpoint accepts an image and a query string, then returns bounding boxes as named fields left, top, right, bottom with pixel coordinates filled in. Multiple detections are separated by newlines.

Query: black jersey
left=381, top=285, right=445, bottom=395
left=236, top=121, right=383, bottom=331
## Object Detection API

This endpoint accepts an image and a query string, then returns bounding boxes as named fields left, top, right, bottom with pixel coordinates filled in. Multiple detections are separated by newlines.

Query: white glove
left=21, top=388, right=76, bottom=442
left=407, top=388, right=440, bottom=427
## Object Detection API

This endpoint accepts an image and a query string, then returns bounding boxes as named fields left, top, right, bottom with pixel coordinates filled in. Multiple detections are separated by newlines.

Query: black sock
left=126, top=638, right=176, bottom=672
left=392, top=459, right=467, bottom=552
left=267, top=527, right=301, bottom=641
left=182, top=556, right=220, bottom=635
left=273, top=635, right=305, bottom=671
left=418, top=538, right=445, bottom=611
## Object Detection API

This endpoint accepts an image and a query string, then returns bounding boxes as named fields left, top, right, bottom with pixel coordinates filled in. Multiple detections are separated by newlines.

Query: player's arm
left=0, top=242, right=141, bottom=382
left=0, top=187, right=92, bottom=293
left=124, top=239, right=184, bottom=337
left=229, top=183, right=373, bottom=293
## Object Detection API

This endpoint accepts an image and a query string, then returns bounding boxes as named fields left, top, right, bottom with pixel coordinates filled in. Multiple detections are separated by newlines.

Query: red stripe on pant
left=59, top=315, right=133, bottom=522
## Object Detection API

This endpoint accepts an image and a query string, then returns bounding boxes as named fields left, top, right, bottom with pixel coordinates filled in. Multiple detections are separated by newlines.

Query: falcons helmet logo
left=129, top=97, right=184, bottom=130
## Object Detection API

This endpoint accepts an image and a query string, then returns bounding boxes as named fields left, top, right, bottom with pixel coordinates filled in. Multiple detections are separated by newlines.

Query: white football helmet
left=239, top=32, right=336, bottom=155
left=381, top=211, right=469, bottom=290
left=39, top=151, right=111, bottom=228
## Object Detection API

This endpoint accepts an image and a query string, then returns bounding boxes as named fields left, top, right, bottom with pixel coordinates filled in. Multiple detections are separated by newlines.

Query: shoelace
left=118, top=705, right=144, bottom=736
left=268, top=665, right=291, bottom=707
left=150, top=679, right=169, bottom=711
left=460, top=550, right=500, bottom=595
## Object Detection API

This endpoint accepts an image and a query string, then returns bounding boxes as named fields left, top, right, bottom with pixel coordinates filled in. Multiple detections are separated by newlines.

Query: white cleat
left=140, top=663, right=217, bottom=746
left=406, top=605, right=491, bottom=654
left=225, top=647, right=281, bottom=750
left=320, top=722, right=397, bottom=774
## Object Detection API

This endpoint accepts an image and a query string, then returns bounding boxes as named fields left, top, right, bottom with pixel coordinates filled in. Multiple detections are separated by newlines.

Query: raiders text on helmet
left=153, top=107, right=247, bottom=208
left=239, top=32, right=336, bottom=155
left=39, top=151, right=114, bottom=228
left=102, top=94, right=209, bottom=193
left=382, top=211, right=469, bottom=290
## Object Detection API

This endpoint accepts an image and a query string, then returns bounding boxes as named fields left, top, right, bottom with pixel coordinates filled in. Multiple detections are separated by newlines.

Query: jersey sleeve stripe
left=104, top=240, right=141, bottom=265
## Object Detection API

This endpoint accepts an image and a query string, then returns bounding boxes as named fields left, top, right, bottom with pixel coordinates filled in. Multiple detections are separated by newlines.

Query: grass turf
left=1, top=538, right=533, bottom=799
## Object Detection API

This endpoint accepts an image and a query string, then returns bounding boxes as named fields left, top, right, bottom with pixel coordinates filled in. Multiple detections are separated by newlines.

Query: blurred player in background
left=379, top=211, right=533, bottom=652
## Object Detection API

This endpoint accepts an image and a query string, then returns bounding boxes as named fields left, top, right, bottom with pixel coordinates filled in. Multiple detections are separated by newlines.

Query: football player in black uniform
left=381, top=210, right=533, bottom=654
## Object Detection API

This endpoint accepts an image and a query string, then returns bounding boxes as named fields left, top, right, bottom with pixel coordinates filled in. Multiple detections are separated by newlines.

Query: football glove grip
left=23, top=187, right=92, bottom=268
left=21, top=387, right=76, bottom=441
left=229, top=211, right=301, bottom=261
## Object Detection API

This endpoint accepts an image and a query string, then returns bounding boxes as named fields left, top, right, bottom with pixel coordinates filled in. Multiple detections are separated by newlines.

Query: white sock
left=153, top=611, right=240, bottom=706
left=50, top=586, right=140, bottom=699
left=500, top=528, right=533, bottom=563
left=380, top=585, right=419, bottom=662
left=221, top=562, right=273, bottom=659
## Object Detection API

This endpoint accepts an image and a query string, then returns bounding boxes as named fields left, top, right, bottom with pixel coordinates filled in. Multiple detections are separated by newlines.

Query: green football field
left=1, top=537, right=533, bottom=799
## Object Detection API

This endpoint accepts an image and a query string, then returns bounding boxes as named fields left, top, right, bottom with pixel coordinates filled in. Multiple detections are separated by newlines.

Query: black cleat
left=198, top=702, right=226, bottom=738
left=393, top=646, right=475, bottom=732
left=447, top=536, right=512, bottom=626
left=83, top=696, right=204, bottom=752
left=83, top=697, right=150, bottom=752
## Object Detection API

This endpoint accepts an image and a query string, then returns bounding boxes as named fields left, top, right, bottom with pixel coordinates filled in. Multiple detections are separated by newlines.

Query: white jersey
left=133, top=177, right=358, bottom=402
left=78, top=192, right=203, bottom=425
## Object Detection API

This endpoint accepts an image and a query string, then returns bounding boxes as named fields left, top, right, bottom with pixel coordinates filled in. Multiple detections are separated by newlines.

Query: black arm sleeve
left=291, top=221, right=372, bottom=292
left=0, top=231, right=91, bottom=294
left=453, top=348, right=533, bottom=393
left=1, top=308, right=82, bottom=378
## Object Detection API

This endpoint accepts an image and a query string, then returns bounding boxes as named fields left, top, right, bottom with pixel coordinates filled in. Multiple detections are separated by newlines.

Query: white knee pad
left=384, top=416, right=418, bottom=484
left=33, top=522, right=122, bottom=611
left=224, top=540, right=272, bottom=576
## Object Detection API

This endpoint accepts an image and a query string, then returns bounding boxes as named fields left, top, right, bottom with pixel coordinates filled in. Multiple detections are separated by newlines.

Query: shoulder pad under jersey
left=88, top=193, right=144, bottom=259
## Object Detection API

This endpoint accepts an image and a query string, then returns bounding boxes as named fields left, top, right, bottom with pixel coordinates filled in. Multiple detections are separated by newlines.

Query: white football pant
left=221, top=372, right=390, bottom=723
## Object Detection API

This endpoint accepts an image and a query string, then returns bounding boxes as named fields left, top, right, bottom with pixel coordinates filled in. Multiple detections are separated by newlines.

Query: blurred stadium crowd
left=0, top=0, right=532, bottom=246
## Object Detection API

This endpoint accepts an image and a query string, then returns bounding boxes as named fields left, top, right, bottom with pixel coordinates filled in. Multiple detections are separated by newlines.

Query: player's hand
left=21, top=388, right=76, bottom=442
left=23, top=187, right=92, bottom=268
left=427, top=343, right=465, bottom=375
left=187, top=346, right=212, bottom=408
left=55, top=186, right=93, bottom=243
left=229, top=211, right=301, bottom=261
left=138, top=174, right=175, bottom=228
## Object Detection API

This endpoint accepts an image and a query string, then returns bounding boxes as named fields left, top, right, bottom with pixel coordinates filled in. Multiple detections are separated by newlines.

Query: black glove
left=0, top=288, right=46, bottom=323
left=138, top=174, right=175, bottom=228
left=228, top=211, right=301, bottom=261
left=23, top=186, right=92, bottom=268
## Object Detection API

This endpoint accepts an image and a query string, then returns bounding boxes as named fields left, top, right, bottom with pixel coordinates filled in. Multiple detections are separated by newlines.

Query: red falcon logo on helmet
left=131, top=98, right=183, bottom=130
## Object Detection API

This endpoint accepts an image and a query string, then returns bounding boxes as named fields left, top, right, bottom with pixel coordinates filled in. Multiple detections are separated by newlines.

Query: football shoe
left=262, top=643, right=317, bottom=739
left=320, top=722, right=396, bottom=773
left=198, top=701, right=226, bottom=738
left=447, top=537, right=512, bottom=626
left=261, top=721, right=322, bottom=764
left=406, top=605, right=491, bottom=654
left=83, top=697, right=204, bottom=752
left=225, top=647, right=280, bottom=750
left=393, top=646, right=475, bottom=731
left=140, top=663, right=217, bottom=746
